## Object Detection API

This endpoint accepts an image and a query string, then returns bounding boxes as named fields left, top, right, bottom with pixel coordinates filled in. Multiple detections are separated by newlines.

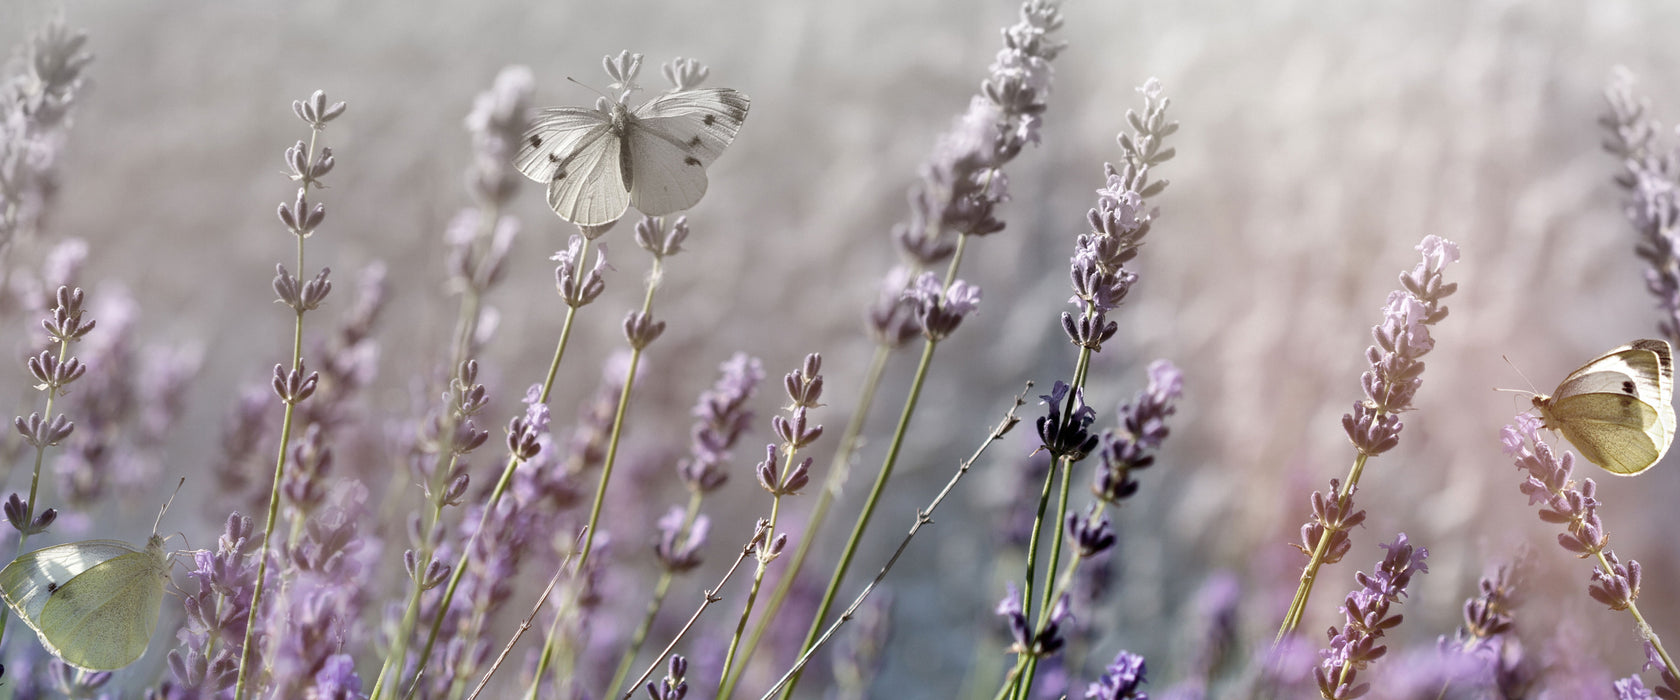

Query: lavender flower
left=464, top=65, right=532, bottom=207
left=1086, top=650, right=1148, bottom=700
left=1063, top=79, right=1175, bottom=352
left=166, top=513, right=259, bottom=696
left=902, top=271, right=981, bottom=341
left=997, top=583, right=1072, bottom=658
left=0, top=18, right=92, bottom=248
left=653, top=506, right=709, bottom=573
left=1601, top=69, right=1680, bottom=345
left=677, top=353, right=764, bottom=493
left=1315, top=534, right=1429, bottom=700
left=1091, top=360, right=1183, bottom=505
left=1036, top=381, right=1099, bottom=461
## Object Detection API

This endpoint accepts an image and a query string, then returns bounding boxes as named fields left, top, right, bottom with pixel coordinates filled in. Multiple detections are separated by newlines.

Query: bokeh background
left=3, top=0, right=1680, bottom=697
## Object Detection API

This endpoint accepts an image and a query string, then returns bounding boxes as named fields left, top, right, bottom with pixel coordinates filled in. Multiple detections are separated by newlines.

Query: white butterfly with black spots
left=516, top=87, right=750, bottom=226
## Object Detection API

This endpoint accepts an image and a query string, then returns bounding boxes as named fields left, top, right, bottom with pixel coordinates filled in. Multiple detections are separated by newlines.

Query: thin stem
left=0, top=336, right=71, bottom=651
left=235, top=125, right=320, bottom=699
left=1015, top=454, right=1074, bottom=698
left=718, top=497, right=782, bottom=694
left=466, top=540, right=582, bottom=700
left=532, top=253, right=664, bottom=695
left=620, top=535, right=760, bottom=700
left=734, top=345, right=890, bottom=677
left=783, top=338, right=938, bottom=697
left=760, top=386, right=1025, bottom=700
left=1602, top=548, right=1680, bottom=679
left=1275, top=452, right=1370, bottom=644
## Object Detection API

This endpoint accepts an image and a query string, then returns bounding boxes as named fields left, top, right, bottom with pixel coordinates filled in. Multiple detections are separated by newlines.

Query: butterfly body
left=0, top=534, right=170, bottom=670
left=1533, top=338, right=1677, bottom=476
left=516, top=87, right=750, bottom=226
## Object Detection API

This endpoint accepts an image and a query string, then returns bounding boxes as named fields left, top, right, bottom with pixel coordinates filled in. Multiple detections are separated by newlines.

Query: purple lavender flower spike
left=1602, top=70, right=1680, bottom=345
left=1314, top=534, right=1429, bottom=700
left=1091, top=360, right=1183, bottom=505
left=677, top=353, right=764, bottom=493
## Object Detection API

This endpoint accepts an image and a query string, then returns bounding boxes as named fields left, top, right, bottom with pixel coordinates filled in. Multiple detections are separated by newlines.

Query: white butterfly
left=1533, top=338, right=1677, bottom=475
left=515, top=86, right=749, bottom=226
left=0, top=535, right=171, bottom=670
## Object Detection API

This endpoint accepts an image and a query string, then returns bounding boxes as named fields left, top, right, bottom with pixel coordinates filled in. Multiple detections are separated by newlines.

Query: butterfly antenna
left=565, top=76, right=621, bottom=104
left=1495, top=354, right=1542, bottom=395
left=155, top=477, right=185, bottom=534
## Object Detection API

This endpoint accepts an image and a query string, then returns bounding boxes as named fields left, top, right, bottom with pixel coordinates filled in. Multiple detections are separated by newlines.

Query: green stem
left=529, top=254, right=662, bottom=696
left=234, top=166, right=316, bottom=698
left=0, top=336, right=70, bottom=652
left=718, top=495, right=783, bottom=696
left=783, top=338, right=938, bottom=698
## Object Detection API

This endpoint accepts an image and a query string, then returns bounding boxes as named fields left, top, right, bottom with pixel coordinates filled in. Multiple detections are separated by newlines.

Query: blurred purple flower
left=1085, top=650, right=1148, bottom=700
left=1314, top=534, right=1429, bottom=700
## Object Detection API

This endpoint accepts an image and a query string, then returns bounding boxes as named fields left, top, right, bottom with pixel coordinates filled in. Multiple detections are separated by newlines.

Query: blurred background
left=3, top=0, right=1679, bottom=697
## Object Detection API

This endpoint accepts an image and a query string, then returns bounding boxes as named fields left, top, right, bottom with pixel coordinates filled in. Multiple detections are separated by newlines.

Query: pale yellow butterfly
left=1533, top=339, right=1677, bottom=476
left=0, top=482, right=179, bottom=670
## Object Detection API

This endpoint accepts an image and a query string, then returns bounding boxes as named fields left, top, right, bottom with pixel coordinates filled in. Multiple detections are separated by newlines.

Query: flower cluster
left=0, top=18, right=91, bottom=248
left=1091, top=360, right=1183, bottom=505
left=867, top=0, right=1064, bottom=344
left=1343, top=235, right=1459, bottom=456
left=1601, top=69, right=1680, bottom=345
left=1315, top=534, right=1429, bottom=700
left=1063, top=79, right=1176, bottom=352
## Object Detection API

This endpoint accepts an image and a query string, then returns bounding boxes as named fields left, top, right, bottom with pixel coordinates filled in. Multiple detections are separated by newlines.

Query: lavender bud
left=271, top=362, right=319, bottom=404
left=297, top=268, right=332, bottom=310
left=442, top=473, right=470, bottom=507
left=292, top=89, right=347, bottom=128
left=623, top=310, right=666, bottom=349
left=1066, top=504, right=1115, bottom=558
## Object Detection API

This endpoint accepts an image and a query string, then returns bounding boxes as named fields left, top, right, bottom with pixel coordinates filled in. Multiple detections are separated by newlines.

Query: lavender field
left=1, top=1, right=1678, bottom=698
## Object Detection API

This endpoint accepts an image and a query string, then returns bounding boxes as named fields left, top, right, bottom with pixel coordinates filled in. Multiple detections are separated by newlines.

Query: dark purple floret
left=647, top=654, right=690, bottom=700
left=1036, top=380, right=1099, bottom=461
left=1065, top=503, right=1114, bottom=557
left=1085, top=650, right=1148, bottom=700
left=1091, top=361, right=1182, bottom=505
left=997, top=584, right=1072, bottom=658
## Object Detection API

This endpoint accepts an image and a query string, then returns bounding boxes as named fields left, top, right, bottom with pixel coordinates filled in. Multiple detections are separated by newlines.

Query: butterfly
left=1533, top=338, right=1677, bottom=476
left=0, top=484, right=179, bottom=670
left=515, top=87, right=750, bottom=226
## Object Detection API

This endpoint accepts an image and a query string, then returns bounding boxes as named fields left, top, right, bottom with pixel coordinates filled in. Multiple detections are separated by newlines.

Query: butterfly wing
left=38, top=549, right=168, bottom=670
left=0, top=540, right=134, bottom=630
left=624, top=88, right=749, bottom=216
left=1630, top=338, right=1676, bottom=439
left=517, top=107, right=632, bottom=226
left=1541, top=340, right=1676, bottom=475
